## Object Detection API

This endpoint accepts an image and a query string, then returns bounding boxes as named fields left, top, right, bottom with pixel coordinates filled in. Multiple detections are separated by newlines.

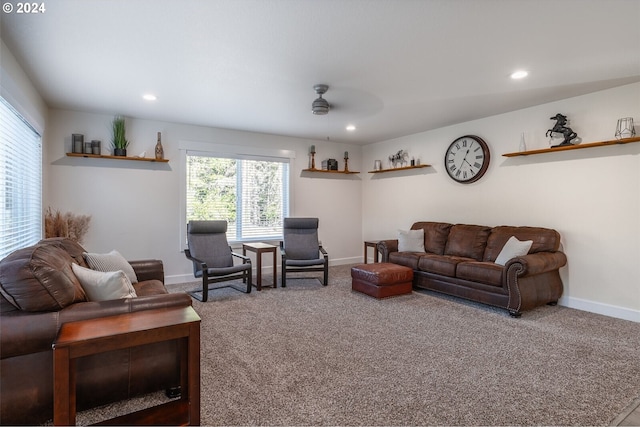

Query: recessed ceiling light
left=510, top=70, right=528, bottom=80
left=346, top=124, right=356, bottom=131
left=142, top=94, right=157, bottom=101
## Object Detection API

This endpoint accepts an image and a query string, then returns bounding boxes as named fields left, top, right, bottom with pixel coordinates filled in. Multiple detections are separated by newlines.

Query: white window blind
left=0, top=96, right=42, bottom=259
left=185, top=151, right=289, bottom=242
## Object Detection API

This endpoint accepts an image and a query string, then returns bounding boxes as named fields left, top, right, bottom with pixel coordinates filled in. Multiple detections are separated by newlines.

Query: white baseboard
left=165, top=274, right=196, bottom=285
left=328, top=256, right=362, bottom=266
left=559, top=296, right=640, bottom=323
left=165, top=257, right=362, bottom=286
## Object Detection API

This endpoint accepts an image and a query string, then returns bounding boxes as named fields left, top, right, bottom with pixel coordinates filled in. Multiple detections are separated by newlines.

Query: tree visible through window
left=186, top=153, right=289, bottom=242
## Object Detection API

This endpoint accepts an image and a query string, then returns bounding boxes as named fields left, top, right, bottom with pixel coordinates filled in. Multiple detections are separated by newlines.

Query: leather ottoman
left=351, top=263, right=413, bottom=299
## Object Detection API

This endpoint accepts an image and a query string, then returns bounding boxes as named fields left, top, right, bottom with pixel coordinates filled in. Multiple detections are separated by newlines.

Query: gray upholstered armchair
left=184, top=220, right=252, bottom=301
left=280, top=217, right=328, bottom=287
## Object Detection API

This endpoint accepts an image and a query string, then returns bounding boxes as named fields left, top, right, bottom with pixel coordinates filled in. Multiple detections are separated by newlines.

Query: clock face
left=444, top=135, right=490, bottom=183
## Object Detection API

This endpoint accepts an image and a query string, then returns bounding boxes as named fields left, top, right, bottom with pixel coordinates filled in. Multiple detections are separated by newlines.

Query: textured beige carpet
left=73, top=264, right=640, bottom=426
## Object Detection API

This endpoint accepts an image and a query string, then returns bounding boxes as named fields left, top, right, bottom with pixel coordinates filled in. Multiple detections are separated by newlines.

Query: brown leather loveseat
left=378, top=222, right=567, bottom=317
left=0, top=238, right=192, bottom=425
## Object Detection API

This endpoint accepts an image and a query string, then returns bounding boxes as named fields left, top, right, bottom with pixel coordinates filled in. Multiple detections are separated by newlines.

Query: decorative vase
left=615, top=117, right=636, bottom=140
left=114, top=148, right=126, bottom=157
left=72, top=134, right=84, bottom=153
left=155, top=132, right=164, bottom=160
left=519, top=132, right=527, bottom=152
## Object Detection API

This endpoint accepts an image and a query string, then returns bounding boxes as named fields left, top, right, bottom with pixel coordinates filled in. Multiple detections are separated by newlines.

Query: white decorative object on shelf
left=615, top=117, right=636, bottom=140
left=519, top=133, right=527, bottom=152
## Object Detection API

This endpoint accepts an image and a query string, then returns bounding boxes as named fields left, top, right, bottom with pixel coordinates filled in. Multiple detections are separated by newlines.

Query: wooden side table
left=52, top=306, right=201, bottom=426
left=243, top=242, right=277, bottom=290
left=364, top=240, right=381, bottom=264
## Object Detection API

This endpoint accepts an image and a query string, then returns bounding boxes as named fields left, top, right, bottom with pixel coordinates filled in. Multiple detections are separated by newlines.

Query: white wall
left=44, top=110, right=363, bottom=283
left=363, top=83, right=640, bottom=322
left=0, top=39, right=47, bottom=133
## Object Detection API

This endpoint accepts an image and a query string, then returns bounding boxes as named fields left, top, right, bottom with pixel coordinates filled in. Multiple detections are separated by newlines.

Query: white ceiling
left=1, top=0, right=639, bottom=145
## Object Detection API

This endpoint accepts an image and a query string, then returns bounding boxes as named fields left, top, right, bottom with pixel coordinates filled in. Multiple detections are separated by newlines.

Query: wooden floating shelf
left=368, top=164, right=430, bottom=173
left=302, top=168, right=359, bottom=174
left=502, top=136, right=640, bottom=157
left=66, top=152, right=169, bottom=163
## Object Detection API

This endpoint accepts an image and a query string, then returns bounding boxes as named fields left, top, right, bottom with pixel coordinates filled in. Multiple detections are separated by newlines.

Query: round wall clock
left=444, top=135, right=490, bottom=184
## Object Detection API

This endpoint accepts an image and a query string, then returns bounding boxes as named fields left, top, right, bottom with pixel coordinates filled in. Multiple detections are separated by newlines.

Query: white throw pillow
left=72, top=263, right=137, bottom=301
left=84, top=250, right=138, bottom=283
left=398, top=228, right=425, bottom=252
left=495, top=236, right=533, bottom=266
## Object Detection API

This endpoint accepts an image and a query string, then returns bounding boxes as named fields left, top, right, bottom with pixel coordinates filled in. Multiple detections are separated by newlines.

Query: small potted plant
left=111, top=115, right=129, bottom=156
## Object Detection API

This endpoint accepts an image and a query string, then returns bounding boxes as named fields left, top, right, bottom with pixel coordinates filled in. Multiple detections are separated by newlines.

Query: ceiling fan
left=311, top=84, right=330, bottom=115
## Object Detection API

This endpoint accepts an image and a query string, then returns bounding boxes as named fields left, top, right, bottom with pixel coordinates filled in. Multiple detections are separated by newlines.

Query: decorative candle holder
left=72, top=134, right=84, bottom=153
left=615, top=117, right=636, bottom=140
left=309, top=145, right=316, bottom=170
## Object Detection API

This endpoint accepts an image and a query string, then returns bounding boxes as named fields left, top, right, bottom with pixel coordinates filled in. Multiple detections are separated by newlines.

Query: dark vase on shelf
left=114, top=148, right=127, bottom=157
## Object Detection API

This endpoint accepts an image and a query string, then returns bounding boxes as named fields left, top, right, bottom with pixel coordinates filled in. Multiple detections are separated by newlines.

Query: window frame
left=179, top=140, right=295, bottom=249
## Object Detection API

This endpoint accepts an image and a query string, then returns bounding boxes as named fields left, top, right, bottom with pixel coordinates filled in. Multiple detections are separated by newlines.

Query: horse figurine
left=388, top=149, right=409, bottom=168
left=546, top=113, right=578, bottom=147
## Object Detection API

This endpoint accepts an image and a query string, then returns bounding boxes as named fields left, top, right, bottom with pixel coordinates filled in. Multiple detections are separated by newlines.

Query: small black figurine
left=546, top=113, right=578, bottom=147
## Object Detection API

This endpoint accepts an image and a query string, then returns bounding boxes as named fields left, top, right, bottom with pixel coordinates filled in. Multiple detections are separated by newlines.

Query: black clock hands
left=461, top=149, right=472, bottom=169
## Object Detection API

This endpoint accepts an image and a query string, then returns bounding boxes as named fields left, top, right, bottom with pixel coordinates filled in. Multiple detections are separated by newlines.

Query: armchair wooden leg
left=281, top=260, right=286, bottom=288
left=201, top=275, right=209, bottom=302
left=245, top=269, right=252, bottom=293
left=323, top=264, right=328, bottom=286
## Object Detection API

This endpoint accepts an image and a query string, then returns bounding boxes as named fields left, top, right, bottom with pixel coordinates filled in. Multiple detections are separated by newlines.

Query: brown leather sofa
left=0, top=238, right=192, bottom=425
left=378, top=222, right=567, bottom=317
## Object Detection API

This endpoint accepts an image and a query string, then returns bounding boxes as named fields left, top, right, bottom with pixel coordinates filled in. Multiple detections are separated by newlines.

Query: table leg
left=364, top=243, right=368, bottom=264
left=256, top=250, right=263, bottom=291
left=53, top=347, right=75, bottom=426
left=272, top=248, right=277, bottom=288
left=187, top=325, right=200, bottom=425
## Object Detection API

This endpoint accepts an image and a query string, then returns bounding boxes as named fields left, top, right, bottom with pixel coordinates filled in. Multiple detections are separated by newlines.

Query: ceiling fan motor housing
left=312, top=84, right=330, bottom=115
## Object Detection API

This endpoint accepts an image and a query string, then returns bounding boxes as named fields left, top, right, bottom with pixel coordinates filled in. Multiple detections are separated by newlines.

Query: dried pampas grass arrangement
left=45, top=207, right=91, bottom=244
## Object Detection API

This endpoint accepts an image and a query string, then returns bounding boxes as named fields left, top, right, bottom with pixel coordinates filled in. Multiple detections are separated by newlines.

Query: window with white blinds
left=185, top=151, right=290, bottom=242
left=0, top=96, right=42, bottom=259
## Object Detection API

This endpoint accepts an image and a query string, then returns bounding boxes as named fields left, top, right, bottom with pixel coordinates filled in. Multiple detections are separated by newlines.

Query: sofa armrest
left=505, top=251, right=567, bottom=276
left=231, top=252, right=252, bottom=263
left=0, top=293, right=192, bottom=360
left=377, top=239, right=398, bottom=263
left=505, top=251, right=567, bottom=315
left=0, top=310, right=58, bottom=360
left=130, top=259, right=164, bottom=283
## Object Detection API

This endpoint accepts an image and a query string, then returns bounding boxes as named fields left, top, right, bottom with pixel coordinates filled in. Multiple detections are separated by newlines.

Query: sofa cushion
left=388, top=251, right=422, bottom=270
left=398, top=228, right=425, bottom=252
left=456, top=261, right=504, bottom=287
left=411, top=222, right=452, bottom=255
left=418, top=254, right=474, bottom=277
left=84, top=250, right=139, bottom=283
left=494, top=236, right=533, bottom=266
left=38, top=237, right=90, bottom=268
left=72, top=263, right=137, bottom=301
left=483, top=226, right=561, bottom=262
left=0, top=244, right=86, bottom=312
left=444, top=224, right=491, bottom=260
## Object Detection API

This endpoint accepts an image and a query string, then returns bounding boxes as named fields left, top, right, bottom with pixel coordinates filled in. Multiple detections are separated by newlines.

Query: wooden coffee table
left=52, top=306, right=201, bottom=426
